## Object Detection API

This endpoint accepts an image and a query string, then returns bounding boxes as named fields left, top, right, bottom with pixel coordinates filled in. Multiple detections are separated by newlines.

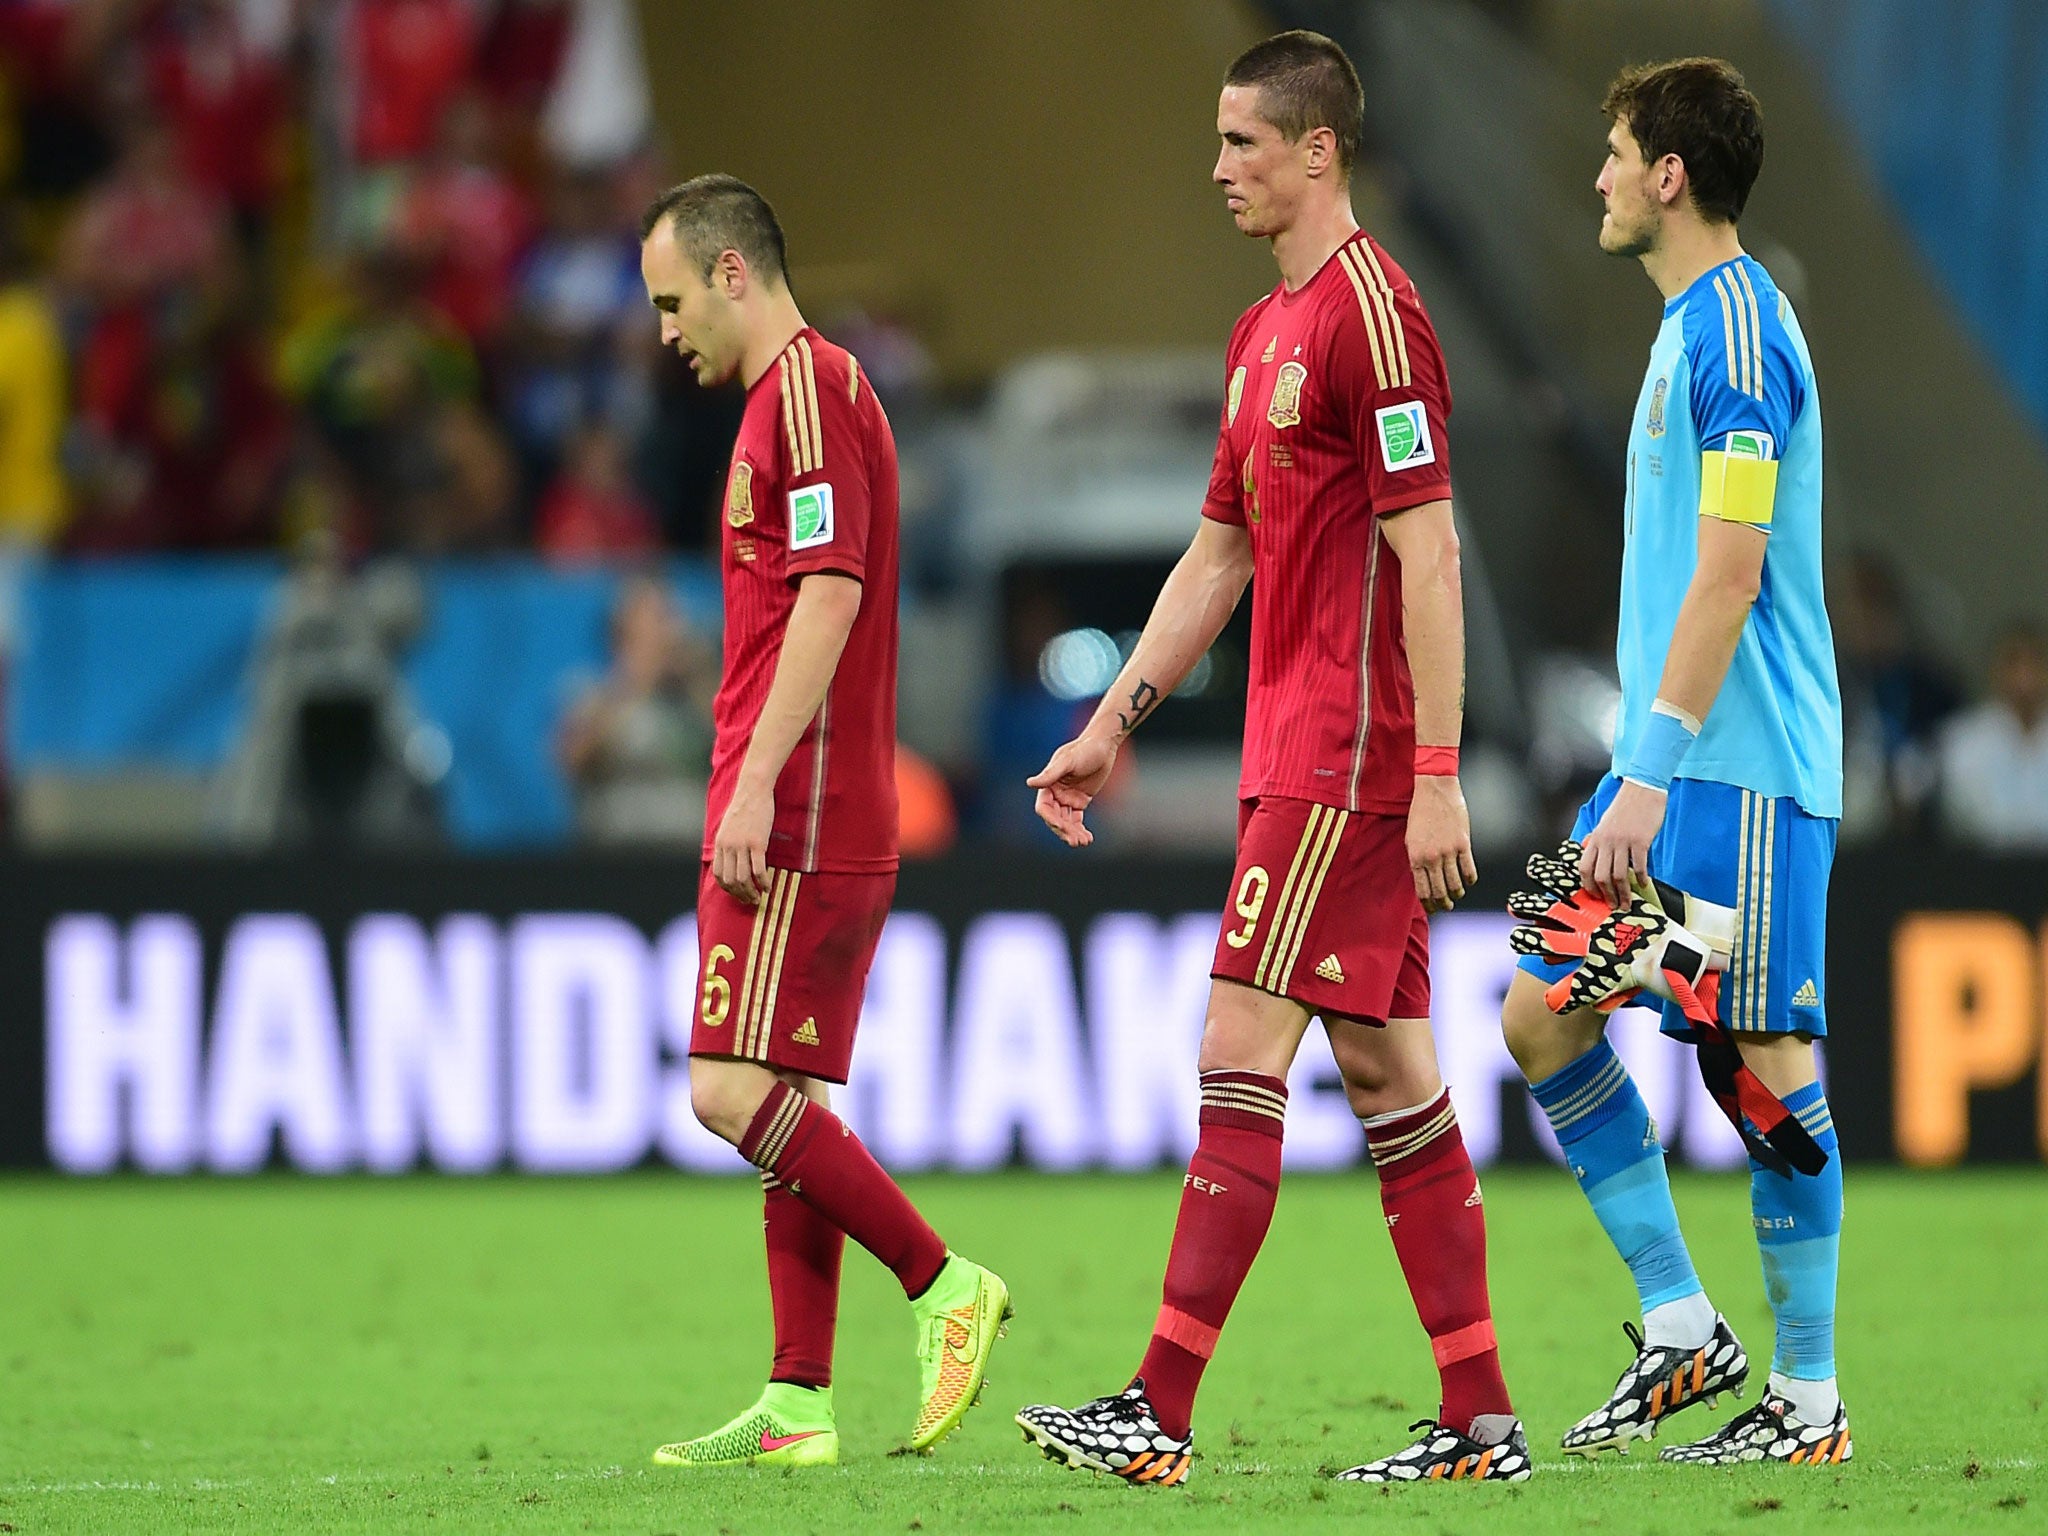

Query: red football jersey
left=1201, top=230, right=1454, bottom=814
left=708, top=329, right=900, bottom=873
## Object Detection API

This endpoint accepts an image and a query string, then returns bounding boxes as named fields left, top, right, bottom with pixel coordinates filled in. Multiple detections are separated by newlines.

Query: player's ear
left=1304, top=125, right=1337, bottom=178
left=1657, top=152, right=1688, bottom=210
left=714, top=248, right=748, bottom=300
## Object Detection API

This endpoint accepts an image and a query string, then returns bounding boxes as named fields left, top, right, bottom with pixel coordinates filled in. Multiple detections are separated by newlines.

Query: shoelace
left=915, top=1309, right=949, bottom=1367
left=1083, top=1386, right=1146, bottom=1415
left=1701, top=1397, right=1780, bottom=1443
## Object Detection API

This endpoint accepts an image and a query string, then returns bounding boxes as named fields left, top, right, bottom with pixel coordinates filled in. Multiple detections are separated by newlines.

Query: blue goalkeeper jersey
left=1614, top=254, right=1843, bottom=819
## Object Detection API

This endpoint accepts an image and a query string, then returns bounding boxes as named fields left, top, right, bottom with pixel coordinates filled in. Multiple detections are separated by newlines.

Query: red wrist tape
left=1414, top=745, right=1460, bottom=777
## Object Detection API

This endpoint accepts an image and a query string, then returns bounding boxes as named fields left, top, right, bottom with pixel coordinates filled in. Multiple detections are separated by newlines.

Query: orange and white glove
left=1508, top=841, right=1732, bottom=1024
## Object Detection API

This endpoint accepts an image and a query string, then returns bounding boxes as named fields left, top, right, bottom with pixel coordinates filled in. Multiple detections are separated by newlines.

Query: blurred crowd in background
left=0, top=0, right=758, bottom=561
left=0, top=0, right=2043, bottom=858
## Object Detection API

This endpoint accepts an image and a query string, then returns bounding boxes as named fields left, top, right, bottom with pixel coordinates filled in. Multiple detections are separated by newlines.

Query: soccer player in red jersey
left=1015, top=34, right=1529, bottom=1486
left=637, top=175, right=1010, bottom=1468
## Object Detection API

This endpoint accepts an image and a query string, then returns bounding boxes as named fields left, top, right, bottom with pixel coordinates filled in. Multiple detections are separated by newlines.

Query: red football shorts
left=1209, top=796, right=1431, bottom=1024
left=691, top=863, right=895, bottom=1084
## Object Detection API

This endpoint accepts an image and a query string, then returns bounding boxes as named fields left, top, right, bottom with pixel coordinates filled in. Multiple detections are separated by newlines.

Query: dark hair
left=639, top=173, right=789, bottom=285
left=1603, top=57, right=1764, bottom=225
left=1224, top=30, right=1364, bottom=176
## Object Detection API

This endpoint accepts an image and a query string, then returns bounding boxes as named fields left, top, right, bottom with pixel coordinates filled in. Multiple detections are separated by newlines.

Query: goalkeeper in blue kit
left=1501, top=58, right=1850, bottom=1466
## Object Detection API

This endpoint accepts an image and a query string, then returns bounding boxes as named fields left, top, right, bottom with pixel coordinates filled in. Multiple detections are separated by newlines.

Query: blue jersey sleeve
left=1684, top=261, right=1805, bottom=529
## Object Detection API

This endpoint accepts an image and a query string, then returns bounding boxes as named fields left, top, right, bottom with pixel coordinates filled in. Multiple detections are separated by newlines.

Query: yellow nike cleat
left=907, top=1254, right=1013, bottom=1451
left=652, top=1382, right=839, bottom=1468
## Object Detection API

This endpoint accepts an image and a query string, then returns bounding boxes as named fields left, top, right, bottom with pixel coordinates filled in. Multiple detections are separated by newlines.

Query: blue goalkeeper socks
left=1530, top=1039, right=1707, bottom=1338
left=1751, top=1080, right=1842, bottom=1417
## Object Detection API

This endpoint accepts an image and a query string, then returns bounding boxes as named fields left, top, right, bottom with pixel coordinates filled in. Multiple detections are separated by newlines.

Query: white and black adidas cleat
left=1660, top=1391, right=1852, bottom=1465
left=1334, top=1416, right=1534, bottom=1483
left=1562, top=1315, right=1749, bottom=1457
left=1015, top=1380, right=1193, bottom=1487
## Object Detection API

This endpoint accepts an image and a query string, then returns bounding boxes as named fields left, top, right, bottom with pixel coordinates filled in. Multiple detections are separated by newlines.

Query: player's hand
left=1406, top=775, right=1479, bottom=913
left=1027, top=731, right=1119, bottom=848
left=712, top=781, right=773, bottom=903
left=1581, top=780, right=1668, bottom=907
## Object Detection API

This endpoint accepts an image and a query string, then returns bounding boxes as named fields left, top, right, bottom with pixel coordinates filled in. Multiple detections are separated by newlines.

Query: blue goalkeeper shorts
left=1516, top=774, right=1837, bottom=1040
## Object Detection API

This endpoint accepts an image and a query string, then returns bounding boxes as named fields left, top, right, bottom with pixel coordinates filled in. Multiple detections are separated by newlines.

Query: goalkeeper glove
left=1508, top=841, right=1730, bottom=1026
left=1507, top=841, right=1827, bottom=1177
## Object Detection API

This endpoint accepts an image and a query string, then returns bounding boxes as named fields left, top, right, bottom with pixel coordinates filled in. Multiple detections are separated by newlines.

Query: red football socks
left=1135, top=1070, right=1289, bottom=1438
left=1365, top=1089, right=1513, bottom=1428
left=740, top=1082, right=947, bottom=1300
left=762, top=1170, right=844, bottom=1389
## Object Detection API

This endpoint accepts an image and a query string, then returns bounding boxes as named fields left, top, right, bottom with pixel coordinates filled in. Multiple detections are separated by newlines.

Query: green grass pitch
left=3, top=1169, right=2042, bottom=1534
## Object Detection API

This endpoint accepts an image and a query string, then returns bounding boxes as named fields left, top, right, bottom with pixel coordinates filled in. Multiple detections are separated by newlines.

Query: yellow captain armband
left=1699, top=430, right=1780, bottom=527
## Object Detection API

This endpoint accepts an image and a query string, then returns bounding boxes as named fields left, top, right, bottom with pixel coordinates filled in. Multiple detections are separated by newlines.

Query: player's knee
left=1732, top=1031, right=1819, bottom=1098
left=1326, top=1017, right=1440, bottom=1119
left=688, top=1059, right=769, bottom=1144
left=1195, top=1024, right=1291, bottom=1080
left=1501, top=979, right=1596, bottom=1082
left=1327, top=1035, right=1393, bottom=1111
left=687, top=1071, right=733, bottom=1139
left=1195, top=981, right=1309, bottom=1079
left=1337, top=1062, right=1390, bottom=1117
left=1500, top=999, right=1549, bottom=1077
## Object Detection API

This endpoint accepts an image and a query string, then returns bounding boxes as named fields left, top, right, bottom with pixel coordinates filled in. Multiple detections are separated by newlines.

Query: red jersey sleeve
left=1327, top=251, right=1454, bottom=516
left=1199, top=415, right=1244, bottom=526
left=1201, top=308, right=1263, bottom=527
left=780, top=338, right=874, bottom=583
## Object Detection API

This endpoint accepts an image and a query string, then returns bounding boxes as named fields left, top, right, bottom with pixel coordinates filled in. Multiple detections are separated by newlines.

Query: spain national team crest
left=1647, top=377, right=1668, bottom=439
left=1267, top=361, right=1307, bottom=429
left=727, top=460, right=755, bottom=527
left=1227, top=366, right=1247, bottom=426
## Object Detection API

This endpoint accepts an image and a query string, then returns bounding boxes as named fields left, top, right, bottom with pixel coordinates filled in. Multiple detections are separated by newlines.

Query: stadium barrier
left=2, top=848, right=2044, bottom=1172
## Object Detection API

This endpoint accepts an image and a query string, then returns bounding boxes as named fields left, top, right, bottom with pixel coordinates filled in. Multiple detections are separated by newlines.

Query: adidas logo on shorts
left=1792, top=979, right=1820, bottom=1008
left=793, top=1018, right=821, bottom=1046
left=1315, top=954, right=1346, bottom=984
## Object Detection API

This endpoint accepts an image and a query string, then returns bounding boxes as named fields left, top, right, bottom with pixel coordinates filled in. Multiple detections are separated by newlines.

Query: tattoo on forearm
left=1116, top=678, right=1163, bottom=736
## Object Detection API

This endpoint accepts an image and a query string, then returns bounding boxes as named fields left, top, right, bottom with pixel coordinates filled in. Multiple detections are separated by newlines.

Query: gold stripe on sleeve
left=778, top=355, right=806, bottom=473
left=1724, top=272, right=1756, bottom=399
left=1713, top=275, right=1741, bottom=393
left=1357, top=243, right=1412, bottom=386
left=1336, top=247, right=1391, bottom=391
left=797, top=336, right=824, bottom=472
left=1734, top=263, right=1767, bottom=401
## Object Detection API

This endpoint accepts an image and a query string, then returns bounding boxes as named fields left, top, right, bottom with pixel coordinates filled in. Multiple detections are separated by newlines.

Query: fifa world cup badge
left=727, top=461, right=755, bottom=527
left=1647, top=377, right=1668, bottom=438
left=1267, top=361, right=1307, bottom=428
left=1227, top=366, right=1247, bottom=426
